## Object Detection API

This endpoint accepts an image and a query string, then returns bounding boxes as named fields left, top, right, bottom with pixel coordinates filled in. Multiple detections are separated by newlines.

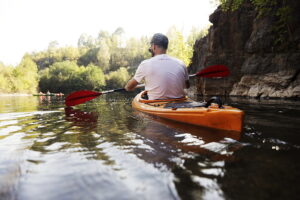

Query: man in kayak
left=125, top=33, right=190, bottom=100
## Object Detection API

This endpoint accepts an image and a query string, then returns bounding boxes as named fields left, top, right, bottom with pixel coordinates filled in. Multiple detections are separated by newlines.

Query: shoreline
left=0, top=93, right=32, bottom=96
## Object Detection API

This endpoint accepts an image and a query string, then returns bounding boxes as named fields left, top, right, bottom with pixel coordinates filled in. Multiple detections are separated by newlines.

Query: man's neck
left=154, top=53, right=165, bottom=56
left=154, top=50, right=167, bottom=56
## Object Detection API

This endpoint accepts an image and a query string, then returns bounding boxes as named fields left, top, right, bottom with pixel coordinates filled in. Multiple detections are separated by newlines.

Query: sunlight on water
left=0, top=94, right=299, bottom=200
left=176, top=133, right=205, bottom=146
left=192, top=176, right=224, bottom=199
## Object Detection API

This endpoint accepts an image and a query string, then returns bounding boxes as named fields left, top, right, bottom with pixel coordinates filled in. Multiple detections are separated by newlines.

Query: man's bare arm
left=125, top=79, right=139, bottom=91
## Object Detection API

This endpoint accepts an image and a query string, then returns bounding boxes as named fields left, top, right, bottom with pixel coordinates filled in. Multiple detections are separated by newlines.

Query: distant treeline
left=0, top=26, right=208, bottom=94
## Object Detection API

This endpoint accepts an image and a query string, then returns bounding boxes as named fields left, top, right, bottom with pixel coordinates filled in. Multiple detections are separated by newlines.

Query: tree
left=38, top=61, right=106, bottom=93
left=18, top=27, right=209, bottom=93
left=48, top=41, right=59, bottom=51
left=111, top=27, right=125, bottom=48
left=39, top=61, right=80, bottom=93
left=77, top=33, right=95, bottom=48
left=12, top=55, right=38, bottom=93
left=59, top=46, right=81, bottom=61
left=105, top=67, right=130, bottom=89
left=125, top=36, right=150, bottom=68
left=0, top=64, right=14, bottom=93
left=97, top=39, right=111, bottom=72
left=187, top=26, right=210, bottom=48
left=81, top=64, right=106, bottom=90
left=77, top=48, right=100, bottom=67
left=167, top=26, right=192, bottom=66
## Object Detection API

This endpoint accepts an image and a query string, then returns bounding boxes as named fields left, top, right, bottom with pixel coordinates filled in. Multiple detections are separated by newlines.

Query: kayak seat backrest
left=205, top=96, right=223, bottom=108
left=141, top=92, right=149, bottom=100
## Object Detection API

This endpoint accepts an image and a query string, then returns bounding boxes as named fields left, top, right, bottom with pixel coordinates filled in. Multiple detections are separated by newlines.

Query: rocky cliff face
left=189, top=1, right=300, bottom=98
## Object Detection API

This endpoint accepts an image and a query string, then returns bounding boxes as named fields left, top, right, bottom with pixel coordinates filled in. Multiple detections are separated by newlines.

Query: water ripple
left=0, top=96, right=299, bottom=200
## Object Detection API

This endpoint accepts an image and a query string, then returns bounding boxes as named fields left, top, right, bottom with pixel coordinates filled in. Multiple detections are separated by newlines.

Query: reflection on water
left=0, top=96, right=39, bottom=113
left=0, top=94, right=299, bottom=200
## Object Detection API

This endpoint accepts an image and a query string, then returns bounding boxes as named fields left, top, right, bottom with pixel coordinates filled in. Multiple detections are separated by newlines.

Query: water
left=0, top=94, right=299, bottom=200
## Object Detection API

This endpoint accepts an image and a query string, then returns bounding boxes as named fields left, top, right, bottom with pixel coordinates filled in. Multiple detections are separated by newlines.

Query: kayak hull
left=132, top=91, right=244, bottom=132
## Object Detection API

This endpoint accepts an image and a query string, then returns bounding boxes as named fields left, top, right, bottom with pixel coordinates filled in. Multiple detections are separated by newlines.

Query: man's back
left=134, top=54, right=189, bottom=100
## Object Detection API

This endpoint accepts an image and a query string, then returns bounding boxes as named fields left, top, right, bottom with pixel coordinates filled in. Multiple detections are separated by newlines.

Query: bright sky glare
left=0, top=0, right=217, bottom=66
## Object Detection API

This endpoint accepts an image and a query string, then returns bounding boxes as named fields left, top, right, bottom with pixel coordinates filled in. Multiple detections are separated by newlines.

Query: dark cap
left=150, top=33, right=168, bottom=49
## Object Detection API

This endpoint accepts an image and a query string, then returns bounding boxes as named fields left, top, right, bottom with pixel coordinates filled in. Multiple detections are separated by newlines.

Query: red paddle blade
left=65, top=90, right=101, bottom=107
left=196, top=65, right=230, bottom=78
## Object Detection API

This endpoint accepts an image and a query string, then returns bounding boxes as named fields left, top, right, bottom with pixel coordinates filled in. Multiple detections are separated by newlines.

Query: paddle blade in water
left=65, top=90, right=101, bottom=107
left=196, top=65, right=230, bottom=78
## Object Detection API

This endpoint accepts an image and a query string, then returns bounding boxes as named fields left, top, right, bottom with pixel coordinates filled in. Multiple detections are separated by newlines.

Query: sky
left=0, top=0, right=217, bottom=66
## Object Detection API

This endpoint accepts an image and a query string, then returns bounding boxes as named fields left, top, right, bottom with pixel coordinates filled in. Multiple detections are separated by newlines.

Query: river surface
left=0, top=93, right=299, bottom=200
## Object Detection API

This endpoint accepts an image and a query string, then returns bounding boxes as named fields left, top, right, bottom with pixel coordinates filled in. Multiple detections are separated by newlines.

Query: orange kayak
left=132, top=91, right=244, bottom=132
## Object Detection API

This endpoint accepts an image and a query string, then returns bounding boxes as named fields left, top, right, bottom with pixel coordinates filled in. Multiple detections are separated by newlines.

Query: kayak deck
left=132, top=91, right=244, bottom=132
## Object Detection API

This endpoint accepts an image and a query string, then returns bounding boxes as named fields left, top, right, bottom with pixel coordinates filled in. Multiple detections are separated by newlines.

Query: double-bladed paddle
left=189, top=64, right=230, bottom=78
left=65, top=64, right=229, bottom=107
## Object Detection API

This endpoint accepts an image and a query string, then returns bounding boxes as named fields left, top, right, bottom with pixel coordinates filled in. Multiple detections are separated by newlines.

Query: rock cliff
left=189, top=0, right=300, bottom=98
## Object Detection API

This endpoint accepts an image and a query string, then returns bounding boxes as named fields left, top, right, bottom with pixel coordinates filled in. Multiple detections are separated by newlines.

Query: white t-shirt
left=133, top=54, right=189, bottom=100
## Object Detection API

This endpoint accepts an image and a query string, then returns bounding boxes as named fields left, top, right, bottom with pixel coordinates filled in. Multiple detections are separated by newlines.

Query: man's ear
left=153, top=44, right=157, bottom=51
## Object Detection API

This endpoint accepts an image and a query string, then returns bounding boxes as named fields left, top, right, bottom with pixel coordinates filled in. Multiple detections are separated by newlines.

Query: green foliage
left=77, top=34, right=96, bottom=48
left=1, top=26, right=208, bottom=94
left=39, top=61, right=78, bottom=93
left=0, top=56, right=38, bottom=93
left=59, top=46, right=81, bottom=61
left=82, top=64, right=106, bottom=90
left=218, top=0, right=244, bottom=11
left=167, top=26, right=208, bottom=66
left=77, top=28, right=149, bottom=72
left=39, top=61, right=106, bottom=93
left=216, top=0, right=292, bottom=21
left=109, top=48, right=130, bottom=72
left=27, top=28, right=149, bottom=93
left=31, top=45, right=81, bottom=70
left=77, top=48, right=100, bottom=67
left=97, top=39, right=111, bottom=71
left=105, top=67, right=130, bottom=89
left=0, top=64, right=14, bottom=93
left=13, top=56, right=38, bottom=93
left=187, top=26, right=210, bottom=48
